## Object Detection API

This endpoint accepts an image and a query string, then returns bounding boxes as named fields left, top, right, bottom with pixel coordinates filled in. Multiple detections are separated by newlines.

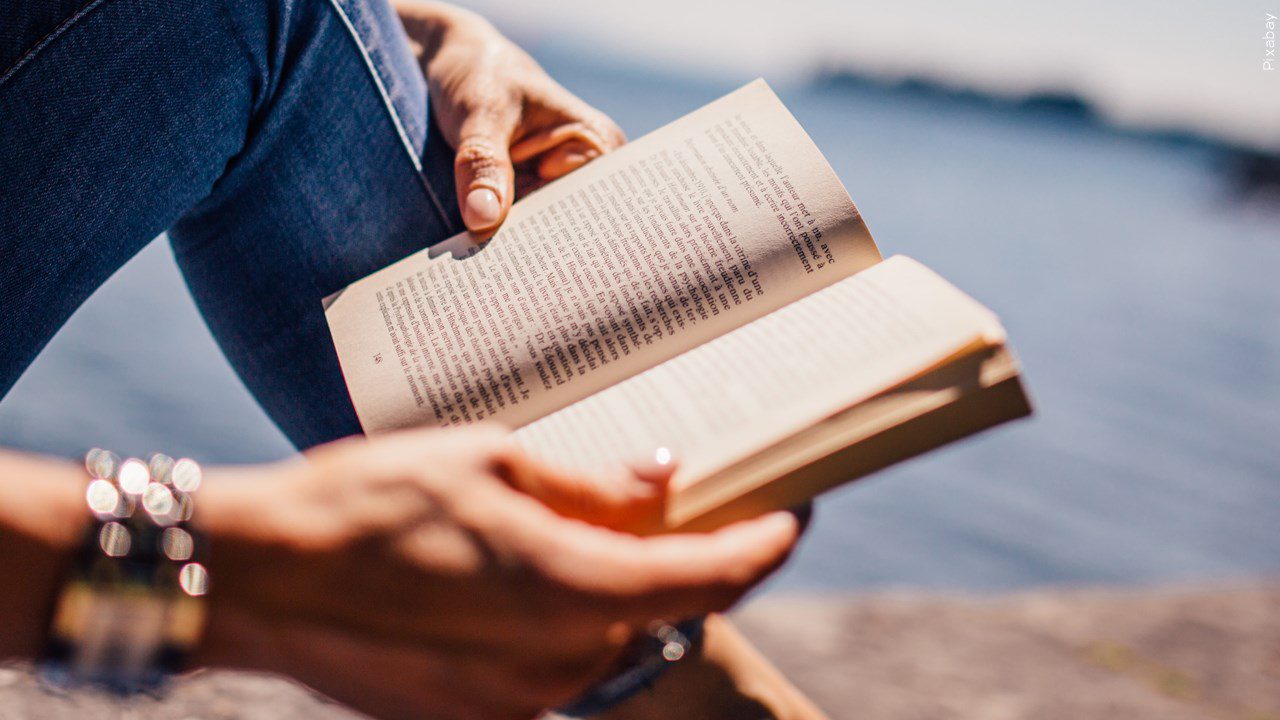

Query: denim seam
left=324, top=0, right=420, bottom=172
left=323, top=0, right=455, bottom=233
left=0, top=0, right=116, bottom=90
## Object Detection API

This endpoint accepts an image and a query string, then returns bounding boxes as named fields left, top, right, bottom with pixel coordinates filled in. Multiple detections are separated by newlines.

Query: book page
left=663, top=348, right=1026, bottom=531
left=513, top=256, right=1007, bottom=488
left=325, top=80, right=880, bottom=433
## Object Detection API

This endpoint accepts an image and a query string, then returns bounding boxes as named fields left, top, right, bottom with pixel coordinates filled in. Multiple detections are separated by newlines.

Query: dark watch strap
left=554, top=617, right=705, bottom=718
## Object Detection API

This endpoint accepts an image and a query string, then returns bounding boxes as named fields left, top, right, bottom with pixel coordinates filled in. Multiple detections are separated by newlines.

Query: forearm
left=0, top=449, right=278, bottom=672
left=0, top=451, right=88, bottom=661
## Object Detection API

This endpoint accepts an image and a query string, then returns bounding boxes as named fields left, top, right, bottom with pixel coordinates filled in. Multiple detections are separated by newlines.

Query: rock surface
left=735, top=583, right=1280, bottom=720
left=2, top=583, right=1275, bottom=719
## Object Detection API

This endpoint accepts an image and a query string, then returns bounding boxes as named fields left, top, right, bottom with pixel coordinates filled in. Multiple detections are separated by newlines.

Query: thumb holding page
left=453, top=106, right=519, bottom=232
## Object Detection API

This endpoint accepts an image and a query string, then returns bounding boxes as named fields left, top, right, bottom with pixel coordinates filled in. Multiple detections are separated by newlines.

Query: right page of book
left=325, top=80, right=880, bottom=433
left=514, top=256, right=1007, bottom=488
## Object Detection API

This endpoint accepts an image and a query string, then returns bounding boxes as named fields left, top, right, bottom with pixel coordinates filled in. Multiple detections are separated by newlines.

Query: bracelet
left=554, top=617, right=704, bottom=718
left=40, top=449, right=210, bottom=694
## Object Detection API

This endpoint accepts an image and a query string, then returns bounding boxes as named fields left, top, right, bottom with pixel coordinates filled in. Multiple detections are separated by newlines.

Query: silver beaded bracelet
left=40, top=449, right=210, bottom=694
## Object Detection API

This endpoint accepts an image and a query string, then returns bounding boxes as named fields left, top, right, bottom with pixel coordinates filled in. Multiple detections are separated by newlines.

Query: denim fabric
left=0, top=0, right=464, bottom=449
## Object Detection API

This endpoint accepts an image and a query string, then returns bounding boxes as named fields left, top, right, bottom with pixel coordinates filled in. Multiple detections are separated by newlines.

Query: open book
left=324, top=80, right=1031, bottom=532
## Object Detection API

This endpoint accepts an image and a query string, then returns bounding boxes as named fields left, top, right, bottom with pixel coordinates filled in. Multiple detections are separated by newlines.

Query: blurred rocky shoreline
left=3, top=582, right=1275, bottom=720
left=738, top=582, right=1279, bottom=720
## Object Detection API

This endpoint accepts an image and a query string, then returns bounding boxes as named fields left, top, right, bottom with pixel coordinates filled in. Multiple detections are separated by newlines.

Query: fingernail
left=747, top=507, right=793, bottom=535
left=654, top=447, right=672, bottom=466
left=560, top=153, right=589, bottom=170
left=626, top=447, right=676, bottom=487
left=465, top=188, right=501, bottom=229
left=764, top=510, right=801, bottom=534
left=566, top=149, right=599, bottom=166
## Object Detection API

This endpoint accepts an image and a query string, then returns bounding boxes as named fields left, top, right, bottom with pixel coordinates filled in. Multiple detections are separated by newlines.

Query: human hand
left=194, top=425, right=801, bottom=720
left=395, top=1, right=627, bottom=232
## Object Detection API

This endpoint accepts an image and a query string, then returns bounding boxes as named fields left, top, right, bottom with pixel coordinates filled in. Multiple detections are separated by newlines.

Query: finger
left=510, top=123, right=607, bottom=164
left=624, top=447, right=676, bottom=491
left=602, top=511, right=803, bottom=621
left=510, top=502, right=801, bottom=618
left=454, top=107, right=520, bottom=233
left=493, top=444, right=670, bottom=530
left=537, top=139, right=601, bottom=180
left=575, top=107, right=627, bottom=151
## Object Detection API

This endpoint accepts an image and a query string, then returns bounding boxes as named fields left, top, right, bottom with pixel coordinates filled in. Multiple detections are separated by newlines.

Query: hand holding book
left=325, top=80, right=1031, bottom=533
left=325, top=80, right=1030, bottom=718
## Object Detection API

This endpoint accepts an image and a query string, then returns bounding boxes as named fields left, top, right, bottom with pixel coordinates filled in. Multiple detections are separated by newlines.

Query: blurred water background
left=2, top=1, right=1277, bottom=593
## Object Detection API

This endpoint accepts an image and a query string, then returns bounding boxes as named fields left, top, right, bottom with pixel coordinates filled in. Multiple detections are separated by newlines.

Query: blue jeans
left=0, top=0, right=464, bottom=448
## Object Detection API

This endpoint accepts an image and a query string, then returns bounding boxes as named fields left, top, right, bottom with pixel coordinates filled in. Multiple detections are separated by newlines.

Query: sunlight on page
left=514, top=256, right=1005, bottom=489
left=325, top=80, right=879, bottom=434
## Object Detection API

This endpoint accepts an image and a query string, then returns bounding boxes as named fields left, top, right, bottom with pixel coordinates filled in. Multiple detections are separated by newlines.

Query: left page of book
left=324, top=80, right=880, bottom=433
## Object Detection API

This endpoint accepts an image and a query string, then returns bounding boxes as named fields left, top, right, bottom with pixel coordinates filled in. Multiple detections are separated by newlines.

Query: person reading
left=0, top=1, right=828, bottom=718
left=1, top=1, right=1029, bottom=716
left=325, top=80, right=1029, bottom=537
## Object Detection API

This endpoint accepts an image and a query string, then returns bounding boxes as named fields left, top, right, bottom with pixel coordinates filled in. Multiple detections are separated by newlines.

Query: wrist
left=187, top=461, right=301, bottom=674
left=0, top=454, right=87, bottom=661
